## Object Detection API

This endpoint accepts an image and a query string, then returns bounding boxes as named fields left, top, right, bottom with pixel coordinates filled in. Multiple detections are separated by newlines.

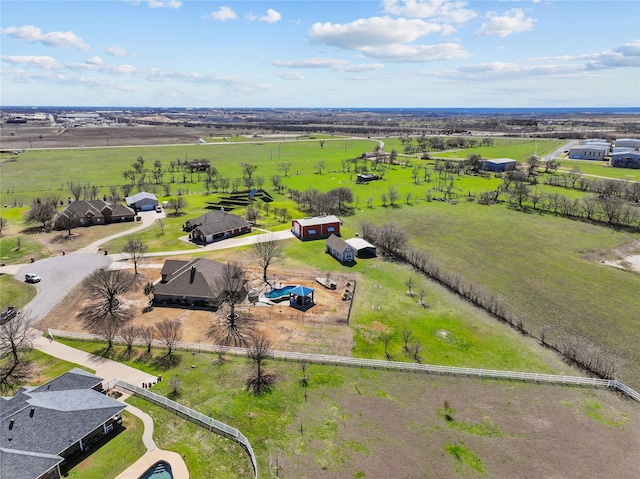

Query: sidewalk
left=32, top=335, right=190, bottom=478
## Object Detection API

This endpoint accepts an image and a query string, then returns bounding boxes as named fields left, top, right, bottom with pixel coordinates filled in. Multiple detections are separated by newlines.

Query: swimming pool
left=138, top=461, right=173, bottom=479
left=263, top=285, right=297, bottom=299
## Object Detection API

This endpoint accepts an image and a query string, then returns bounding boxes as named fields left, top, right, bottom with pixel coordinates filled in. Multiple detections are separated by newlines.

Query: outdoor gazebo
left=289, top=285, right=315, bottom=309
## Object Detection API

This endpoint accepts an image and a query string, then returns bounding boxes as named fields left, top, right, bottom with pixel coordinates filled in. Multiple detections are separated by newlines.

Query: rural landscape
left=1, top=107, right=639, bottom=479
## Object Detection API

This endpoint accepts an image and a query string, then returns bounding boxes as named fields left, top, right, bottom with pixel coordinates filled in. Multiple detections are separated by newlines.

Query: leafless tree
left=405, top=277, right=415, bottom=297
left=54, top=211, right=80, bottom=236
left=24, top=198, right=57, bottom=230
left=0, top=217, right=8, bottom=237
left=376, top=222, right=408, bottom=257
left=278, top=161, right=292, bottom=177
left=408, top=339, right=423, bottom=363
left=122, top=237, right=147, bottom=275
left=155, top=319, right=182, bottom=356
left=379, top=332, right=392, bottom=360
left=0, top=311, right=38, bottom=392
left=139, top=326, right=155, bottom=354
left=418, top=289, right=428, bottom=308
left=167, top=196, right=187, bottom=216
left=120, top=325, right=139, bottom=355
left=246, top=331, right=276, bottom=396
left=401, top=328, right=413, bottom=354
left=251, top=234, right=285, bottom=284
left=80, top=268, right=136, bottom=332
left=67, top=181, right=83, bottom=201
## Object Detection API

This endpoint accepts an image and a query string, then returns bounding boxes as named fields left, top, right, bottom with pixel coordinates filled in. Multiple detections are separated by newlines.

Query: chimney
left=30, top=407, right=35, bottom=418
left=190, top=265, right=196, bottom=284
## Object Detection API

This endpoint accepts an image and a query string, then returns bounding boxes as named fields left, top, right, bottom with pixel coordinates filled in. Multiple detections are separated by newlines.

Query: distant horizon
left=3, top=106, right=640, bottom=115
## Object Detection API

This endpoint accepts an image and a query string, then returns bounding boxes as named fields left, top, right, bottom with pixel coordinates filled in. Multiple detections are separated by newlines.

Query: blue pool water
left=138, top=461, right=173, bottom=479
left=263, top=285, right=297, bottom=299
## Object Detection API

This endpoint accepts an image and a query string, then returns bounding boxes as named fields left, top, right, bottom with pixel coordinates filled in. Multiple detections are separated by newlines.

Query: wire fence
left=48, top=328, right=640, bottom=403
left=114, top=380, right=258, bottom=479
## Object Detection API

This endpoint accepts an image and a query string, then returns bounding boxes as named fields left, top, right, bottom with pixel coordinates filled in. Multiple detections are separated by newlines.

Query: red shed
left=291, top=215, right=342, bottom=240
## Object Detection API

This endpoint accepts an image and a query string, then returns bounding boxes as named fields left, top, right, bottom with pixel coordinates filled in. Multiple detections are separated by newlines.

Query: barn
left=291, top=215, right=341, bottom=240
left=611, top=151, right=640, bottom=169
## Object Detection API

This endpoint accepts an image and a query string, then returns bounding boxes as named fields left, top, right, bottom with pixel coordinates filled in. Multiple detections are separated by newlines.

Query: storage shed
left=345, top=237, right=377, bottom=258
left=326, top=234, right=357, bottom=263
left=481, top=158, right=517, bottom=172
left=125, top=192, right=159, bottom=211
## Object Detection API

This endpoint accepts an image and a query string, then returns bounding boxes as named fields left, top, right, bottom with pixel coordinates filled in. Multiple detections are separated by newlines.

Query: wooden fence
left=48, top=328, right=640, bottom=403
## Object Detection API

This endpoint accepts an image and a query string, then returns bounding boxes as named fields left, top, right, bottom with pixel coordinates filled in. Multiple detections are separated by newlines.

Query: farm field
left=2, top=126, right=639, bottom=478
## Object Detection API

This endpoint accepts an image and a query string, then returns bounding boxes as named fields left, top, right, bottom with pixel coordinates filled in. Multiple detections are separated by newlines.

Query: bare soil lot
left=37, top=265, right=355, bottom=355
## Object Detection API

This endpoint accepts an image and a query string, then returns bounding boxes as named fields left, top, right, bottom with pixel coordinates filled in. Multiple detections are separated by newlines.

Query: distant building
left=125, top=192, right=158, bottom=211
left=291, top=215, right=342, bottom=240
left=614, top=138, right=640, bottom=149
left=480, top=158, right=517, bottom=172
left=326, top=234, right=356, bottom=263
left=611, top=151, right=640, bottom=169
left=55, top=200, right=135, bottom=228
left=0, top=368, right=125, bottom=479
left=356, top=174, right=380, bottom=183
left=569, top=143, right=610, bottom=160
left=185, top=210, right=251, bottom=244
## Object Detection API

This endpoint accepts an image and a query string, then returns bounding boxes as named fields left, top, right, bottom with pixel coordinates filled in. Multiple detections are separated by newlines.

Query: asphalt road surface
left=16, top=254, right=112, bottom=324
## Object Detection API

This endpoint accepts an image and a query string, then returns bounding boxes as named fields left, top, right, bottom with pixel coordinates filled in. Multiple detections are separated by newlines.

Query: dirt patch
left=584, top=239, right=640, bottom=274
left=280, top=372, right=640, bottom=479
left=37, top=267, right=355, bottom=356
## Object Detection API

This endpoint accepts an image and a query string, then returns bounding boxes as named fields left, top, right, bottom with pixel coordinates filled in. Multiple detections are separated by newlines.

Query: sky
left=1, top=0, right=639, bottom=108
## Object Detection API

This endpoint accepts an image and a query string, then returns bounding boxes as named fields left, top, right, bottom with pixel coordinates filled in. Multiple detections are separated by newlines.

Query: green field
left=2, top=137, right=639, bottom=390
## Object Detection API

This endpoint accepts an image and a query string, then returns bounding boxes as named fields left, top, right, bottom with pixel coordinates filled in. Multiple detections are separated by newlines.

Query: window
left=327, top=227, right=335, bottom=232
left=308, top=229, right=317, bottom=235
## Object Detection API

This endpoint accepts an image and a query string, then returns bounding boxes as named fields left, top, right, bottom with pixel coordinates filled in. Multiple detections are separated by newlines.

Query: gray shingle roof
left=187, top=210, right=250, bottom=237
left=154, top=258, right=226, bottom=300
left=0, top=368, right=125, bottom=479
left=326, top=234, right=352, bottom=254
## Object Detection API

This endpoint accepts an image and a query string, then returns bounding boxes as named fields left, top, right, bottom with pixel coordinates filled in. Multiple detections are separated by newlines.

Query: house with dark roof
left=0, top=368, right=125, bottom=479
left=153, top=258, right=229, bottom=307
left=291, top=215, right=342, bottom=240
left=480, top=158, right=518, bottom=172
left=54, top=200, right=135, bottom=229
left=184, top=210, right=251, bottom=244
left=125, top=192, right=158, bottom=212
left=326, top=234, right=356, bottom=264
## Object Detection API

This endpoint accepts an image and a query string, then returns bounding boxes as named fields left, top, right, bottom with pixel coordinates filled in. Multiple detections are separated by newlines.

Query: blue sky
left=1, top=0, right=639, bottom=107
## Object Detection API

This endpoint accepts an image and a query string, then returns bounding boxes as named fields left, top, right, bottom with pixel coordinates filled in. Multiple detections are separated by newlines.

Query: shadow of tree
left=135, top=351, right=153, bottom=364
left=151, top=353, right=182, bottom=371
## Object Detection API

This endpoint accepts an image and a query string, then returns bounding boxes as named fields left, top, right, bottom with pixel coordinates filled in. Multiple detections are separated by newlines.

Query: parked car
left=25, top=273, right=41, bottom=283
left=155, top=205, right=162, bottom=213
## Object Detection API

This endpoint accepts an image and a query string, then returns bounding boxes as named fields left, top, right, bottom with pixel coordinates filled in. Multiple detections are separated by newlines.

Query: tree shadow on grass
left=117, top=348, right=137, bottom=362
left=151, top=353, right=182, bottom=371
left=135, top=350, right=154, bottom=364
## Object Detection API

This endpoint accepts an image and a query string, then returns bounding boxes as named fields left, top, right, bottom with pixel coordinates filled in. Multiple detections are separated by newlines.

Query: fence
left=48, top=328, right=640, bottom=403
left=114, top=380, right=258, bottom=479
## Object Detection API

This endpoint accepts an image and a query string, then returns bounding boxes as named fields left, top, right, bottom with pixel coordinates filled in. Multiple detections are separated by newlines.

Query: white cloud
left=309, top=17, right=450, bottom=50
left=1, top=55, right=60, bottom=70
left=276, top=71, right=305, bottom=80
left=382, top=0, right=477, bottom=23
left=1, top=25, right=89, bottom=50
left=476, top=9, right=534, bottom=37
left=209, top=6, right=237, bottom=21
left=586, top=40, right=640, bottom=69
left=259, top=9, right=282, bottom=23
left=86, top=56, right=103, bottom=65
left=106, top=45, right=136, bottom=57
left=360, top=43, right=470, bottom=62
left=147, top=0, right=181, bottom=9
left=271, top=57, right=384, bottom=72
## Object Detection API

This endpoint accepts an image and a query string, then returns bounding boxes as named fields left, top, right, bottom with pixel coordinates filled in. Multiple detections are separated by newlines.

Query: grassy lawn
left=347, top=199, right=640, bottom=387
left=0, top=274, right=37, bottom=309
left=0, top=350, right=146, bottom=479
left=558, top=159, right=640, bottom=181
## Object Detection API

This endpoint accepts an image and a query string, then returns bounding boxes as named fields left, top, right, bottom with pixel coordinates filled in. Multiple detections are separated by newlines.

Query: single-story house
left=185, top=210, right=251, bottom=244
left=0, top=368, right=125, bottom=479
left=568, top=146, right=609, bottom=160
left=610, top=151, right=640, bottom=169
left=291, top=215, right=342, bottom=240
left=345, top=237, right=377, bottom=258
left=125, top=192, right=158, bottom=211
left=326, top=234, right=356, bottom=264
left=356, top=174, right=380, bottom=183
left=153, top=258, right=230, bottom=307
left=614, top=138, right=640, bottom=149
left=480, top=158, right=518, bottom=172
left=55, top=200, right=135, bottom=228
